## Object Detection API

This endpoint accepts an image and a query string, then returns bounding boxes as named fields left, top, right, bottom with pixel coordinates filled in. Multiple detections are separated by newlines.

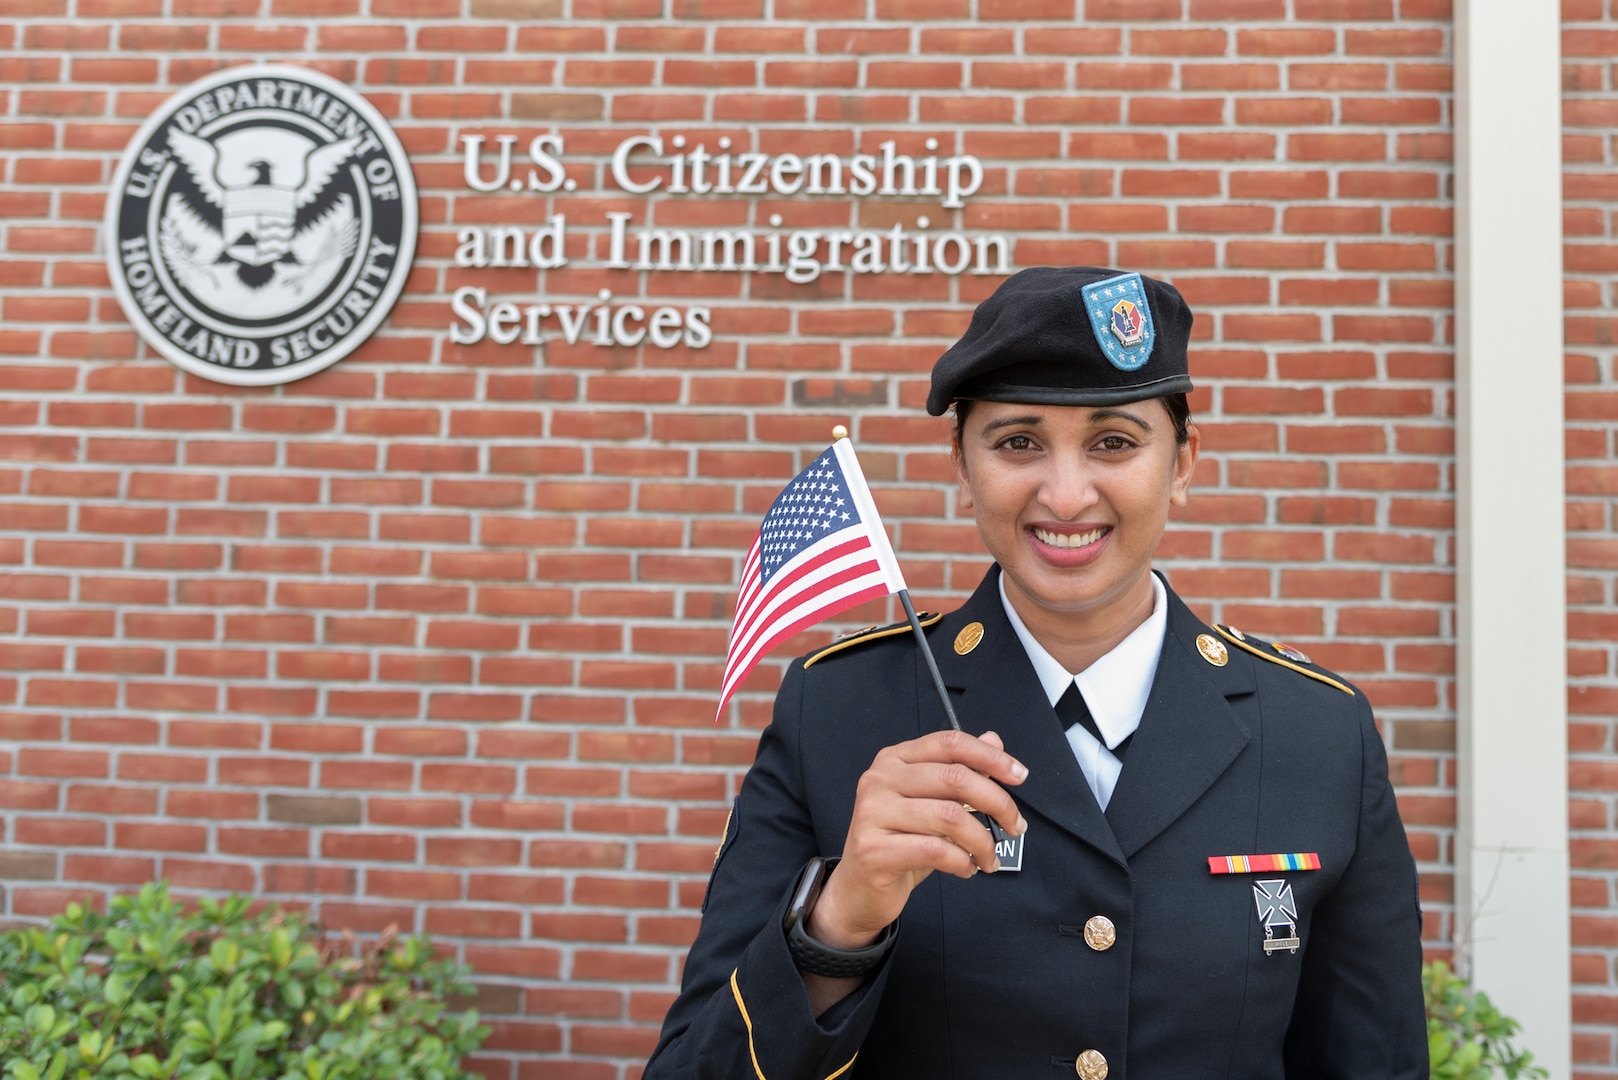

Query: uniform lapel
left=1102, top=582, right=1255, bottom=858
left=928, top=569, right=1127, bottom=869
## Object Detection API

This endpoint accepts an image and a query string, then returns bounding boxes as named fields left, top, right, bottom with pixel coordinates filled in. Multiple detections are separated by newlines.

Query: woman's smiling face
left=953, top=398, right=1199, bottom=630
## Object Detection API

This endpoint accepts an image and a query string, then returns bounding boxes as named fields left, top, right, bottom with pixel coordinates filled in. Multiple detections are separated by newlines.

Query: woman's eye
left=1095, top=435, right=1133, bottom=453
left=999, top=435, right=1034, bottom=452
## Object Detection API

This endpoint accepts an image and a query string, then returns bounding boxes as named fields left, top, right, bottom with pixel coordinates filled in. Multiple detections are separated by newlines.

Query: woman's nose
left=1039, top=456, right=1099, bottom=520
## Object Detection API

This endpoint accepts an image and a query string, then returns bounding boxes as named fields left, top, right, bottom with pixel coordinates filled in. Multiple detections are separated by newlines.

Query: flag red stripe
left=719, top=536, right=887, bottom=708
left=726, top=534, right=871, bottom=658
left=728, top=535, right=873, bottom=653
left=719, top=579, right=890, bottom=705
left=724, top=555, right=884, bottom=685
left=732, top=583, right=890, bottom=679
left=733, top=540, right=762, bottom=606
left=724, top=549, right=882, bottom=686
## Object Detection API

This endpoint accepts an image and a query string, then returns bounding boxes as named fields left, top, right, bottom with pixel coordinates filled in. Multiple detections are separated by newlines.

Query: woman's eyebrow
left=980, top=414, right=1045, bottom=434
left=1089, top=408, right=1153, bottom=432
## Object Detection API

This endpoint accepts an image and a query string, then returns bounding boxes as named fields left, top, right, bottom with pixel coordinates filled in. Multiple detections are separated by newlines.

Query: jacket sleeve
left=644, top=660, right=893, bottom=1080
left=1283, top=690, right=1428, bottom=1079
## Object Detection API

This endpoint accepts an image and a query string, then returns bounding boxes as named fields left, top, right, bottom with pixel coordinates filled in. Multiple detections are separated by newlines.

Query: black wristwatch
left=782, top=856, right=897, bottom=979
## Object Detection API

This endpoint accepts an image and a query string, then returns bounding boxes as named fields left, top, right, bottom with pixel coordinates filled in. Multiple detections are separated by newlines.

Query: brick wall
left=0, top=0, right=1589, bottom=1076
left=1565, top=2, right=1618, bottom=1076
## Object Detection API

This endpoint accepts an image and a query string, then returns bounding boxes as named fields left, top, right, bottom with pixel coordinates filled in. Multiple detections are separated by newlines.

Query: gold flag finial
left=831, top=425, right=849, bottom=441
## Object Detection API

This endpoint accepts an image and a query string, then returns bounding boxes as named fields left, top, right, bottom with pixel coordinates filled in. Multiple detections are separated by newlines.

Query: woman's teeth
left=1033, top=526, right=1108, bottom=549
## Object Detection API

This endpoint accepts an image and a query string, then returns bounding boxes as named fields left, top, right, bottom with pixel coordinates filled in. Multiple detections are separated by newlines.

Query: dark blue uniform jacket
left=646, top=568, right=1426, bottom=1080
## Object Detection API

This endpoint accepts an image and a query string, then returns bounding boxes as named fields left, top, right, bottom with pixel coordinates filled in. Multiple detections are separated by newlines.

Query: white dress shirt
left=999, top=572, right=1168, bottom=810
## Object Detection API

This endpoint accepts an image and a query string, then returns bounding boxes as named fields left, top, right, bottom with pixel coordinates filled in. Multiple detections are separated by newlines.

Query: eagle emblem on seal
left=160, top=127, right=360, bottom=318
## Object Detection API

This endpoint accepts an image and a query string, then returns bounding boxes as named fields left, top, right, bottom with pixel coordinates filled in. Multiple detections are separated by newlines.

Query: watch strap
left=783, top=857, right=896, bottom=979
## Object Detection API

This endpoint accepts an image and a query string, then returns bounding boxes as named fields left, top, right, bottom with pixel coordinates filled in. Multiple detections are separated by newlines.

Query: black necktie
left=1055, top=683, right=1130, bottom=761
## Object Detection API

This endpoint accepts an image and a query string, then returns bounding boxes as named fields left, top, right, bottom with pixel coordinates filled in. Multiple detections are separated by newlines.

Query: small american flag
left=716, top=437, right=907, bottom=719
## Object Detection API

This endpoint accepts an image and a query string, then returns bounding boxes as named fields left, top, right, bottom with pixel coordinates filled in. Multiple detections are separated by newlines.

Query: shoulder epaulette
left=803, top=612, right=944, bottom=668
left=1212, top=624, right=1354, bottom=697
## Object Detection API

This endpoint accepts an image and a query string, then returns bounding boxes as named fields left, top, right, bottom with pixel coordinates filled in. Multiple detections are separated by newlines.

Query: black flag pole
left=830, top=424, right=961, bottom=734
left=899, top=588, right=961, bottom=733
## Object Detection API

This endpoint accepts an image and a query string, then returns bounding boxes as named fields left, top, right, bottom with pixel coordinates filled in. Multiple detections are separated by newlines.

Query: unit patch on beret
left=1082, top=271, right=1156, bottom=372
left=803, top=612, right=943, bottom=668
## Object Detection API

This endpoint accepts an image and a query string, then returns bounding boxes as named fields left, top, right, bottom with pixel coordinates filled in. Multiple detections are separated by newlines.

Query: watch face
left=786, top=856, right=829, bottom=930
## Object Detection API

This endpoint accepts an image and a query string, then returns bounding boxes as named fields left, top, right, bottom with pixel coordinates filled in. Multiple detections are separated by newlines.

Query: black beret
left=926, top=265, right=1194, bottom=416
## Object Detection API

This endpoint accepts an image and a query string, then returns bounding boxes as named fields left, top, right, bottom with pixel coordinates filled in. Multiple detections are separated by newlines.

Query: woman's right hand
left=805, top=728, right=1028, bottom=951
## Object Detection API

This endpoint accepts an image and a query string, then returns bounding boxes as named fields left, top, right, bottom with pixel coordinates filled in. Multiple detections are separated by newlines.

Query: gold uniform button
left=954, top=621, right=984, bottom=655
left=1076, top=1049, right=1108, bottom=1080
left=1196, top=633, right=1228, bottom=667
left=1083, top=915, right=1116, bottom=951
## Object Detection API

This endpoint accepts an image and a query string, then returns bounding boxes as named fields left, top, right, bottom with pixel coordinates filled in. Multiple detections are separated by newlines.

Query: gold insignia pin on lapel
left=954, top=621, right=984, bottom=655
left=1196, top=633, right=1228, bottom=667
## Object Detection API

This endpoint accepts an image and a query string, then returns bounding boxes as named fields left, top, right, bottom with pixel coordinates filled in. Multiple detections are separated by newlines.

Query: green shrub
left=1425, top=960, right=1546, bottom=1080
left=0, top=882, right=488, bottom=1080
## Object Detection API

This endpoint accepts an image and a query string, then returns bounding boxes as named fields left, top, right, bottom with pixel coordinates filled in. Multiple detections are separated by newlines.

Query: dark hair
left=951, top=393, right=1192, bottom=447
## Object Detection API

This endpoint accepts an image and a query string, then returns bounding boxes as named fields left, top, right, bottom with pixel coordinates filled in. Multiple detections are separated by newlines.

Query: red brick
left=19, top=819, right=107, bottom=847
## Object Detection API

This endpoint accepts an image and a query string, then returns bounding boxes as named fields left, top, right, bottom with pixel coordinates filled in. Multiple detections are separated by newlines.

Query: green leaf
left=27, top=1005, right=57, bottom=1035
left=229, top=1039, right=255, bottom=1080
left=279, top=980, right=305, bottom=1011
left=207, top=940, right=238, bottom=976
left=269, top=930, right=291, bottom=972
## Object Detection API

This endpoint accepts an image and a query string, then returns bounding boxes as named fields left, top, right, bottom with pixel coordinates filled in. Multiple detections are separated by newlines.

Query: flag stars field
left=759, top=460, right=857, bottom=577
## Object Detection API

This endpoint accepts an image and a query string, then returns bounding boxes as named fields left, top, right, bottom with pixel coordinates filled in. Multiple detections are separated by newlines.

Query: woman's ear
left=1169, top=423, right=1200, bottom=508
left=952, top=438, right=974, bottom=511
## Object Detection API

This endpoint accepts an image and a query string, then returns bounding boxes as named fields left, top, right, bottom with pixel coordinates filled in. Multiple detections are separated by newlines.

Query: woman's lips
left=1027, top=524, right=1112, bottom=565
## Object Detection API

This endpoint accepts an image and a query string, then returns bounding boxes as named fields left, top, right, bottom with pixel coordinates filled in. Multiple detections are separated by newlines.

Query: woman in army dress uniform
left=645, top=267, right=1427, bottom=1080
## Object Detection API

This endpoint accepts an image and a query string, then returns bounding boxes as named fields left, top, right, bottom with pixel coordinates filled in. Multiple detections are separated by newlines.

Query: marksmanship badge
left=1081, top=271, right=1156, bottom=372
left=1253, top=879, right=1300, bottom=955
left=106, top=65, right=417, bottom=386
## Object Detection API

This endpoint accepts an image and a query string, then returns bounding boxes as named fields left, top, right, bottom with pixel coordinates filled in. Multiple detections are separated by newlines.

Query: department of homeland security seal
left=105, top=65, right=417, bottom=386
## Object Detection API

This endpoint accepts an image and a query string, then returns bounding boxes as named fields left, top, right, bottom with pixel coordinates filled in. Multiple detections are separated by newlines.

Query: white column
left=1454, top=2, right=1569, bottom=1076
